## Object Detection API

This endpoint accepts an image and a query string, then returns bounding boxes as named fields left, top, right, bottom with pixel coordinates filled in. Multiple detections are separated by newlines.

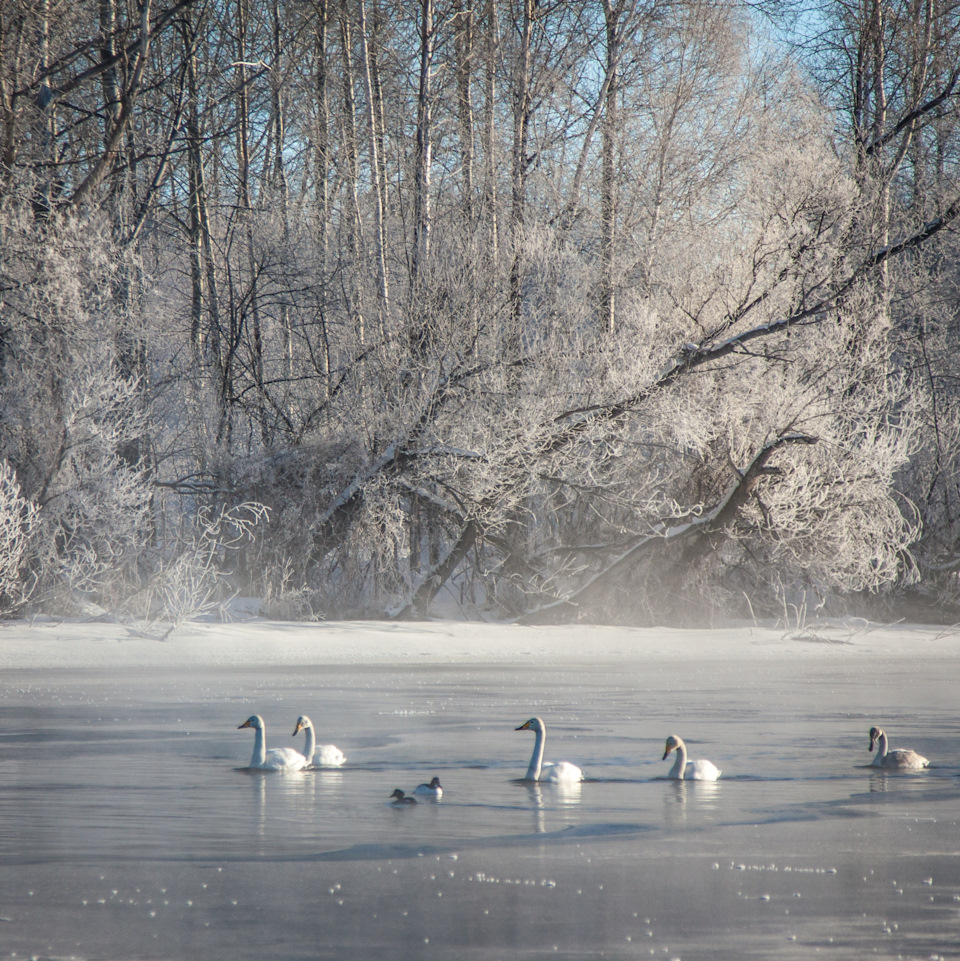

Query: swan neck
left=872, top=731, right=888, bottom=765
left=302, top=725, right=315, bottom=762
left=669, top=741, right=687, bottom=779
left=526, top=726, right=545, bottom=780
left=251, top=725, right=266, bottom=768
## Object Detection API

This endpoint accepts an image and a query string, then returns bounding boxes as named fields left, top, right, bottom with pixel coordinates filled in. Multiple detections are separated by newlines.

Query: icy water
left=1, top=650, right=959, bottom=960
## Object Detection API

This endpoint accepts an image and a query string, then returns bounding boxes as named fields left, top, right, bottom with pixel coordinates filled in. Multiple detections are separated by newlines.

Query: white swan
left=662, top=735, right=721, bottom=781
left=238, top=715, right=308, bottom=771
left=516, top=717, right=583, bottom=783
left=869, top=726, right=928, bottom=771
left=292, top=715, right=346, bottom=767
left=414, top=776, right=443, bottom=797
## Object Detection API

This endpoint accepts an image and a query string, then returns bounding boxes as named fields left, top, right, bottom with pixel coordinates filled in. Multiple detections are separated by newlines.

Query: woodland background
left=1, top=0, right=959, bottom=627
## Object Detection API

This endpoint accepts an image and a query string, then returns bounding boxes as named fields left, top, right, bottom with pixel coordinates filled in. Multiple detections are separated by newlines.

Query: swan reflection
left=523, top=778, right=583, bottom=833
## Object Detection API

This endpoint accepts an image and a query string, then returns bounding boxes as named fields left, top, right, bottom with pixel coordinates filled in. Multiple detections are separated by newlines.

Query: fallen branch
left=517, top=433, right=817, bottom=624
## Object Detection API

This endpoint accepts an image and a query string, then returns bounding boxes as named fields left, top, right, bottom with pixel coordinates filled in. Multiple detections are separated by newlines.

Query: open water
left=1, top=644, right=958, bottom=959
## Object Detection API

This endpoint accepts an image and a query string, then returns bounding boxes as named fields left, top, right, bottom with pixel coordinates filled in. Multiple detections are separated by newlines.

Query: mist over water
left=1, top=646, right=958, bottom=960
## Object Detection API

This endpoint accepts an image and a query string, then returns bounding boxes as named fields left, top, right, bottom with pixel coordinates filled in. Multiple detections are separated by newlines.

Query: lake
left=1, top=640, right=958, bottom=959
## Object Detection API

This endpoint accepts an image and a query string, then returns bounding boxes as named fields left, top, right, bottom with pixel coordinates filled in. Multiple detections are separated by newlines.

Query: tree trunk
left=508, top=0, right=533, bottom=344
left=482, top=0, right=499, bottom=260
left=270, top=0, right=293, bottom=380
left=357, top=0, right=390, bottom=331
left=69, top=0, right=153, bottom=209
left=411, top=0, right=434, bottom=292
left=338, top=0, right=366, bottom=348
left=599, top=0, right=621, bottom=336
left=453, top=0, right=475, bottom=222
left=312, top=0, right=333, bottom=398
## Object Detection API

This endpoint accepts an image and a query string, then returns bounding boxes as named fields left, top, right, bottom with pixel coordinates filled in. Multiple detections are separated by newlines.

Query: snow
left=1, top=616, right=958, bottom=671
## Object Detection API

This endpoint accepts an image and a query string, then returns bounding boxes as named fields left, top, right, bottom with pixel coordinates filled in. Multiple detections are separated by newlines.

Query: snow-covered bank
left=1, top=616, right=958, bottom=670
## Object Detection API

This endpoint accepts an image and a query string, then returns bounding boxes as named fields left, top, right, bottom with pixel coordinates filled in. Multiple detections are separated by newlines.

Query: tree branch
left=14, top=0, right=198, bottom=103
left=67, top=0, right=154, bottom=209
left=517, top=433, right=818, bottom=623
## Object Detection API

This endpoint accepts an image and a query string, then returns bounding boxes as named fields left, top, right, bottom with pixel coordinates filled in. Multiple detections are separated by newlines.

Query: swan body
left=516, top=717, right=583, bottom=783
left=869, top=726, right=928, bottom=771
left=414, top=777, right=443, bottom=797
left=390, top=788, right=417, bottom=805
left=292, top=715, right=346, bottom=767
left=238, top=715, right=308, bottom=771
left=662, top=735, right=721, bottom=781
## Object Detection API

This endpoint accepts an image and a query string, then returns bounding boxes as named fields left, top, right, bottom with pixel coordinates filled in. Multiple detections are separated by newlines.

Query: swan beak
left=238, top=719, right=252, bottom=729
left=515, top=721, right=531, bottom=731
left=292, top=721, right=303, bottom=736
left=661, top=749, right=670, bottom=760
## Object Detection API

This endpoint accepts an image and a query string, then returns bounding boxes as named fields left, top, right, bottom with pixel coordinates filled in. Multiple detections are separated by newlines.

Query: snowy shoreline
left=1, top=616, right=958, bottom=670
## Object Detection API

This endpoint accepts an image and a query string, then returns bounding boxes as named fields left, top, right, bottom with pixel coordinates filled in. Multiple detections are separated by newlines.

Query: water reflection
left=250, top=769, right=267, bottom=837
left=310, top=767, right=344, bottom=804
left=662, top=779, right=689, bottom=823
left=520, top=779, right=583, bottom=834
left=242, top=766, right=321, bottom=852
left=659, top=777, right=723, bottom=828
left=867, top=768, right=930, bottom=793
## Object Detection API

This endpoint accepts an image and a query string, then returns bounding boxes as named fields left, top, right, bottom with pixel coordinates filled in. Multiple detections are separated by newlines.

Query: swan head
left=869, top=726, right=883, bottom=751
left=516, top=717, right=545, bottom=734
left=293, top=715, right=313, bottom=736
left=238, top=715, right=264, bottom=731
left=662, top=735, right=683, bottom=760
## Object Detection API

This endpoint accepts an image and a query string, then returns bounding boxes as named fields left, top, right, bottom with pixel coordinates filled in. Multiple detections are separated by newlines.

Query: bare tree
left=2, top=0, right=959, bottom=624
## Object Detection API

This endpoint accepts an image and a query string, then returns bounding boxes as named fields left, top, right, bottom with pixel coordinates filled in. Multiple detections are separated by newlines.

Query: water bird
left=238, top=715, right=308, bottom=771
left=292, top=715, right=346, bottom=767
left=662, top=734, right=721, bottom=780
left=414, top=776, right=443, bottom=797
left=868, top=726, right=928, bottom=770
left=515, top=717, right=583, bottom=783
left=390, top=788, right=417, bottom=804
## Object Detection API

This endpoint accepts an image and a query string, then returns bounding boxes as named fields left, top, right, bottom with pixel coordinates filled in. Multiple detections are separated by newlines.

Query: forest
left=1, top=0, right=959, bottom=627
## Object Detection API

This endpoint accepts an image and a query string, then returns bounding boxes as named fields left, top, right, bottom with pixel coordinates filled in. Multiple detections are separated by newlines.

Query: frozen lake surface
left=1, top=620, right=959, bottom=959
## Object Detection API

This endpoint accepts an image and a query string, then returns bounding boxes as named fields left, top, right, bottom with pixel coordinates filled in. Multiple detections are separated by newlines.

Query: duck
left=515, top=717, right=583, bottom=783
left=390, top=788, right=417, bottom=805
left=868, top=726, right=929, bottom=770
left=662, top=734, right=721, bottom=781
left=414, top=776, right=443, bottom=798
left=292, top=715, right=346, bottom=767
left=238, top=715, right=308, bottom=771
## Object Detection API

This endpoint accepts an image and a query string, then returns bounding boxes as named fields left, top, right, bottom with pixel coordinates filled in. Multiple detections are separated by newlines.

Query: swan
left=869, top=726, right=928, bottom=770
left=414, top=777, right=443, bottom=797
left=662, top=735, right=721, bottom=781
left=292, top=715, right=346, bottom=767
left=515, top=717, right=583, bottom=783
left=238, top=715, right=308, bottom=771
left=390, top=788, right=417, bottom=805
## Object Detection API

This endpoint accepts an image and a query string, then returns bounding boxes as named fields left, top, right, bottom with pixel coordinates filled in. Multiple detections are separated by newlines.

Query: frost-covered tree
left=1, top=0, right=959, bottom=623
left=0, top=461, right=38, bottom=613
left=778, top=0, right=960, bottom=615
left=0, top=206, right=153, bottom=610
left=283, top=3, right=937, bottom=624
